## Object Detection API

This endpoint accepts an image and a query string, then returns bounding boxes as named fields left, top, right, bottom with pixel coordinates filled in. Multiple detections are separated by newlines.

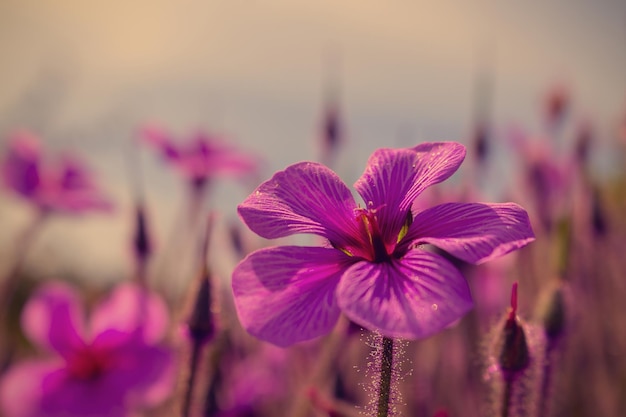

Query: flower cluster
left=1, top=131, right=111, bottom=214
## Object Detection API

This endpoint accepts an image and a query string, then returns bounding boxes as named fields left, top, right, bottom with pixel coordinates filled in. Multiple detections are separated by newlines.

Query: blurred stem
left=182, top=340, right=203, bottom=417
left=153, top=182, right=207, bottom=304
left=538, top=341, right=560, bottom=417
left=0, top=209, right=48, bottom=372
left=376, top=337, right=394, bottom=417
left=500, top=375, right=513, bottom=417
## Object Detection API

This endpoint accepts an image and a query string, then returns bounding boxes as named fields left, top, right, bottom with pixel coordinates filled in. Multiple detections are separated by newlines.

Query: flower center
left=355, top=207, right=392, bottom=263
left=66, top=345, right=112, bottom=381
left=334, top=205, right=413, bottom=263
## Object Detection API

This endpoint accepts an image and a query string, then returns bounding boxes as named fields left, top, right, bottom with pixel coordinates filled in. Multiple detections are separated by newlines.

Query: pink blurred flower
left=1, top=131, right=112, bottom=214
left=507, top=127, right=573, bottom=232
left=140, top=125, right=260, bottom=188
left=0, top=282, right=175, bottom=417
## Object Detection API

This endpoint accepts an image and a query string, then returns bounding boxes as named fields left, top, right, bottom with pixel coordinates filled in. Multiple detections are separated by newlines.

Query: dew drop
left=431, top=303, right=438, bottom=311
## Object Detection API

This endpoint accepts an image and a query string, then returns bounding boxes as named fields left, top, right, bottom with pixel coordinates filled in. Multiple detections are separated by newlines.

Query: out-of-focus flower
left=233, top=142, right=534, bottom=346
left=1, top=131, right=112, bottom=214
left=140, top=125, right=260, bottom=188
left=0, top=282, right=175, bottom=417
left=508, top=128, right=570, bottom=233
left=218, top=345, right=288, bottom=416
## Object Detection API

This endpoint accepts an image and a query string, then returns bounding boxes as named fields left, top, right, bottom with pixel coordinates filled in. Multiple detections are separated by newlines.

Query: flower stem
left=376, top=337, right=394, bottom=417
left=182, top=341, right=202, bottom=417
left=0, top=210, right=47, bottom=373
left=500, top=375, right=513, bottom=417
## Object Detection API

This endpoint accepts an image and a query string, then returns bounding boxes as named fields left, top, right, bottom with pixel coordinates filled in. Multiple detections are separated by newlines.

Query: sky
left=1, top=0, right=625, bottom=286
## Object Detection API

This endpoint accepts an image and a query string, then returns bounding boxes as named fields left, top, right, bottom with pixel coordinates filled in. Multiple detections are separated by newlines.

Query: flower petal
left=238, top=162, right=360, bottom=246
left=39, top=370, right=127, bottom=417
left=354, top=142, right=466, bottom=245
left=232, top=246, right=351, bottom=346
left=336, top=250, right=473, bottom=340
left=21, top=282, right=86, bottom=357
left=140, top=125, right=180, bottom=160
left=1, top=131, right=41, bottom=198
left=103, top=343, right=176, bottom=408
left=0, top=359, right=62, bottom=417
left=183, top=133, right=260, bottom=179
left=90, top=283, right=169, bottom=344
left=404, top=202, right=535, bottom=264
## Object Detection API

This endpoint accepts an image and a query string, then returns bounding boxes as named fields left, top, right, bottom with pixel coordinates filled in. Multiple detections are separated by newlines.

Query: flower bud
left=133, top=204, right=152, bottom=261
left=498, top=283, right=529, bottom=373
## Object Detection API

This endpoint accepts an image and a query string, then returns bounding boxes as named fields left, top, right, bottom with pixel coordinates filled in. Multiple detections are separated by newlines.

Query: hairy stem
left=377, top=337, right=394, bottom=417
left=500, top=375, right=513, bottom=417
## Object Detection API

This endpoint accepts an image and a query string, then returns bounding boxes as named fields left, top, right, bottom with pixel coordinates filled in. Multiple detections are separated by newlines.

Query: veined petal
left=21, top=282, right=86, bottom=357
left=238, top=162, right=360, bottom=246
left=404, top=202, right=535, bottom=264
left=90, top=283, right=169, bottom=344
left=354, top=142, right=466, bottom=245
left=232, top=246, right=352, bottom=346
left=336, top=250, right=473, bottom=340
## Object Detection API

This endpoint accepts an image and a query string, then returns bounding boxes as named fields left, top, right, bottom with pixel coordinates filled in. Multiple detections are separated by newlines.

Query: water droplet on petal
left=431, top=304, right=438, bottom=311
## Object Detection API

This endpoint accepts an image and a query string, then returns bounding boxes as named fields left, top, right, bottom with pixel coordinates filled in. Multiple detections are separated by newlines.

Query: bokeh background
left=1, top=0, right=625, bottom=301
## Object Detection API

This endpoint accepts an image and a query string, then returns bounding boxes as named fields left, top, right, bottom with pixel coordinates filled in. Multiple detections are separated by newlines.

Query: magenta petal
left=38, top=371, right=127, bottom=417
left=354, top=142, right=466, bottom=244
left=336, top=250, right=473, bottom=339
left=0, top=359, right=62, bottom=417
left=238, top=162, right=360, bottom=245
left=140, top=126, right=180, bottom=160
left=232, top=246, right=351, bottom=346
left=90, top=283, right=169, bottom=344
left=21, top=282, right=86, bottom=357
left=104, top=344, right=176, bottom=408
left=1, top=131, right=41, bottom=198
left=405, top=202, right=535, bottom=264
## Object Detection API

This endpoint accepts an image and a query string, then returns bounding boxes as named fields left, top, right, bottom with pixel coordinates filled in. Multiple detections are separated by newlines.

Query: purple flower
left=232, top=142, right=535, bottom=346
left=1, top=131, right=112, bottom=214
left=140, top=125, right=260, bottom=187
left=0, top=282, right=176, bottom=417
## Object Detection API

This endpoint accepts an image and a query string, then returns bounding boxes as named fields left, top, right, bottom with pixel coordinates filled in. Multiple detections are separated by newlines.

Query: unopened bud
left=323, top=105, right=342, bottom=152
left=186, top=213, right=216, bottom=344
left=536, top=282, right=566, bottom=342
left=591, top=187, right=607, bottom=238
left=544, top=84, right=569, bottom=126
left=187, top=274, right=215, bottom=344
left=133, top=204, right=152, bottom=261
left=498, top=283, right=530, bottom=373
left=472, top=122, right=489, bottom=164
